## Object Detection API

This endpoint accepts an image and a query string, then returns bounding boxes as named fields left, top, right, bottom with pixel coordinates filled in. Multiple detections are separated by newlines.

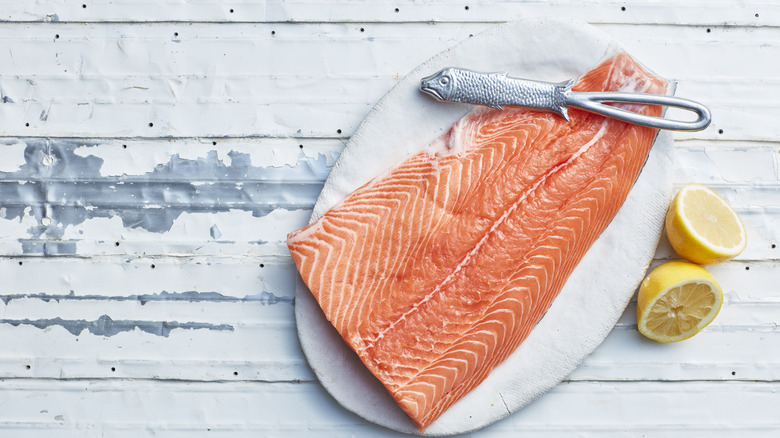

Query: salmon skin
left=288, top=52, right=667, bottom=431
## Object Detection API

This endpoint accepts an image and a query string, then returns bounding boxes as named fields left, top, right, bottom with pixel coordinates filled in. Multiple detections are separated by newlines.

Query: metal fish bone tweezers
left=420, top=67, right=711, bottom=131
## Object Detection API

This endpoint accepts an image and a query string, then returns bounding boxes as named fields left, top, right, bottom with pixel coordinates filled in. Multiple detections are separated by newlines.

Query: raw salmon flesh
left=287, top=52, right=667, bottom=431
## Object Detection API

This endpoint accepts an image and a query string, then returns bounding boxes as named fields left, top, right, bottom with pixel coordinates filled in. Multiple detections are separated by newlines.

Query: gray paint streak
left=0, top=139, right=332, bottom=253
left=2, top=314, right=234, bottom=337
left=0, top=290, right=294, bottom=305
left=19, top=240, right=78, bottom=255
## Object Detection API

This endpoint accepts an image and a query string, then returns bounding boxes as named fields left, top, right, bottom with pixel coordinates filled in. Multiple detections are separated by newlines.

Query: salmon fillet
left=288, top=52, right=666, bottom=431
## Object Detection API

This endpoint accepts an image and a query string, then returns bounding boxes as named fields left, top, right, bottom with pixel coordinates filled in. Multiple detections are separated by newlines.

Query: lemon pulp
left=637, top=261, right=723, bottom=343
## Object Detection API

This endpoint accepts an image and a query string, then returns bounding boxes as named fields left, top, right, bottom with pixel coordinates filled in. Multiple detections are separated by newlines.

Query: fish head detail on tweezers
left=420, top=68, right=458, bottom=102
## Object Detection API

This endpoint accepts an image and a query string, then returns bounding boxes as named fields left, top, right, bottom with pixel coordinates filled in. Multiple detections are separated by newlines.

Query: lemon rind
left=675, top=184, right=747, bottom=256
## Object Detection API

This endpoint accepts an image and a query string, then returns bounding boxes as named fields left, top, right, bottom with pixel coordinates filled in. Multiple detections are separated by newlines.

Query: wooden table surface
left=0, top=1, right=777, bottom=436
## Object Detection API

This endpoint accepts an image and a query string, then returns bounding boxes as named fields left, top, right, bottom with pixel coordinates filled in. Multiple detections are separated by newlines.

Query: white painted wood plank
left=0, top=136, right=336, bottom=256
left=4, top=21, right=771, bottom=78
left=0, top=0, right=773, bottom=25
left=1, top=317, right=775, bottom=383
left=5, top=207, right=766, bottom=260
left=2, top=137, right=773, bottom=188
left=0, top=256, right=287, bottom=297
left=1, top=255, right=773, bottom=312
left=0, top=259, right=776, bottom=383
left=262, top=1, right=776, bottom=27
left=0, top=139, right=776, bottom=258
left=0, top=320, right=311, bottom=383
left=0, top=379, right=777, bottom=436
left=0, top=77, right=770, bottom=143
left=0, top=74, right=768, bottom=109
left=0, top=23, right=776, bottom=139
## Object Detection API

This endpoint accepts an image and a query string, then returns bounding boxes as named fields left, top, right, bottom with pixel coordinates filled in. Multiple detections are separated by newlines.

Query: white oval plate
left=295, top=17, right=673, bottom=436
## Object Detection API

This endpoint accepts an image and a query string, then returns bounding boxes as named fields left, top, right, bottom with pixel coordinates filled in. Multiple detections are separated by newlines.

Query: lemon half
left=637, top=261, right=723, bottom=343
left=665, top=184, right=747, bottom=265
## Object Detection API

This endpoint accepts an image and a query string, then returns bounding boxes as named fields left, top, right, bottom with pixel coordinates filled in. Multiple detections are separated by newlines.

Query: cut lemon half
left=637, top=261, right=723, bottom=343
left=665, top=184, right=747, bottom=265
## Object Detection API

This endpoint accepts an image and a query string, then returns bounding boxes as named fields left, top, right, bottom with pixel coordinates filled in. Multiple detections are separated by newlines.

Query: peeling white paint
left=167, top=209, right=309, bottom=243
left=60, top=216, right=125, bottom=240
left=0, top=141, right=28, bottom=172
left=0, top=209, right=41, bottom=254
left=60, top=208, right=309, bottom=245
left=73, top=143, right=178, bottom=177
left=71, top=139, right=342, bottom=177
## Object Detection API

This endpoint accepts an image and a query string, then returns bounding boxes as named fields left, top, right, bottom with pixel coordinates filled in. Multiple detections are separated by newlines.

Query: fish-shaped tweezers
left=420, top=67, right=711, bottom=131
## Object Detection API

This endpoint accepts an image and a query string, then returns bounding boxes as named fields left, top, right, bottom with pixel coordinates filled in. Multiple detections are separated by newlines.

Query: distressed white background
left=0, top=1, right=778, bottom=436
